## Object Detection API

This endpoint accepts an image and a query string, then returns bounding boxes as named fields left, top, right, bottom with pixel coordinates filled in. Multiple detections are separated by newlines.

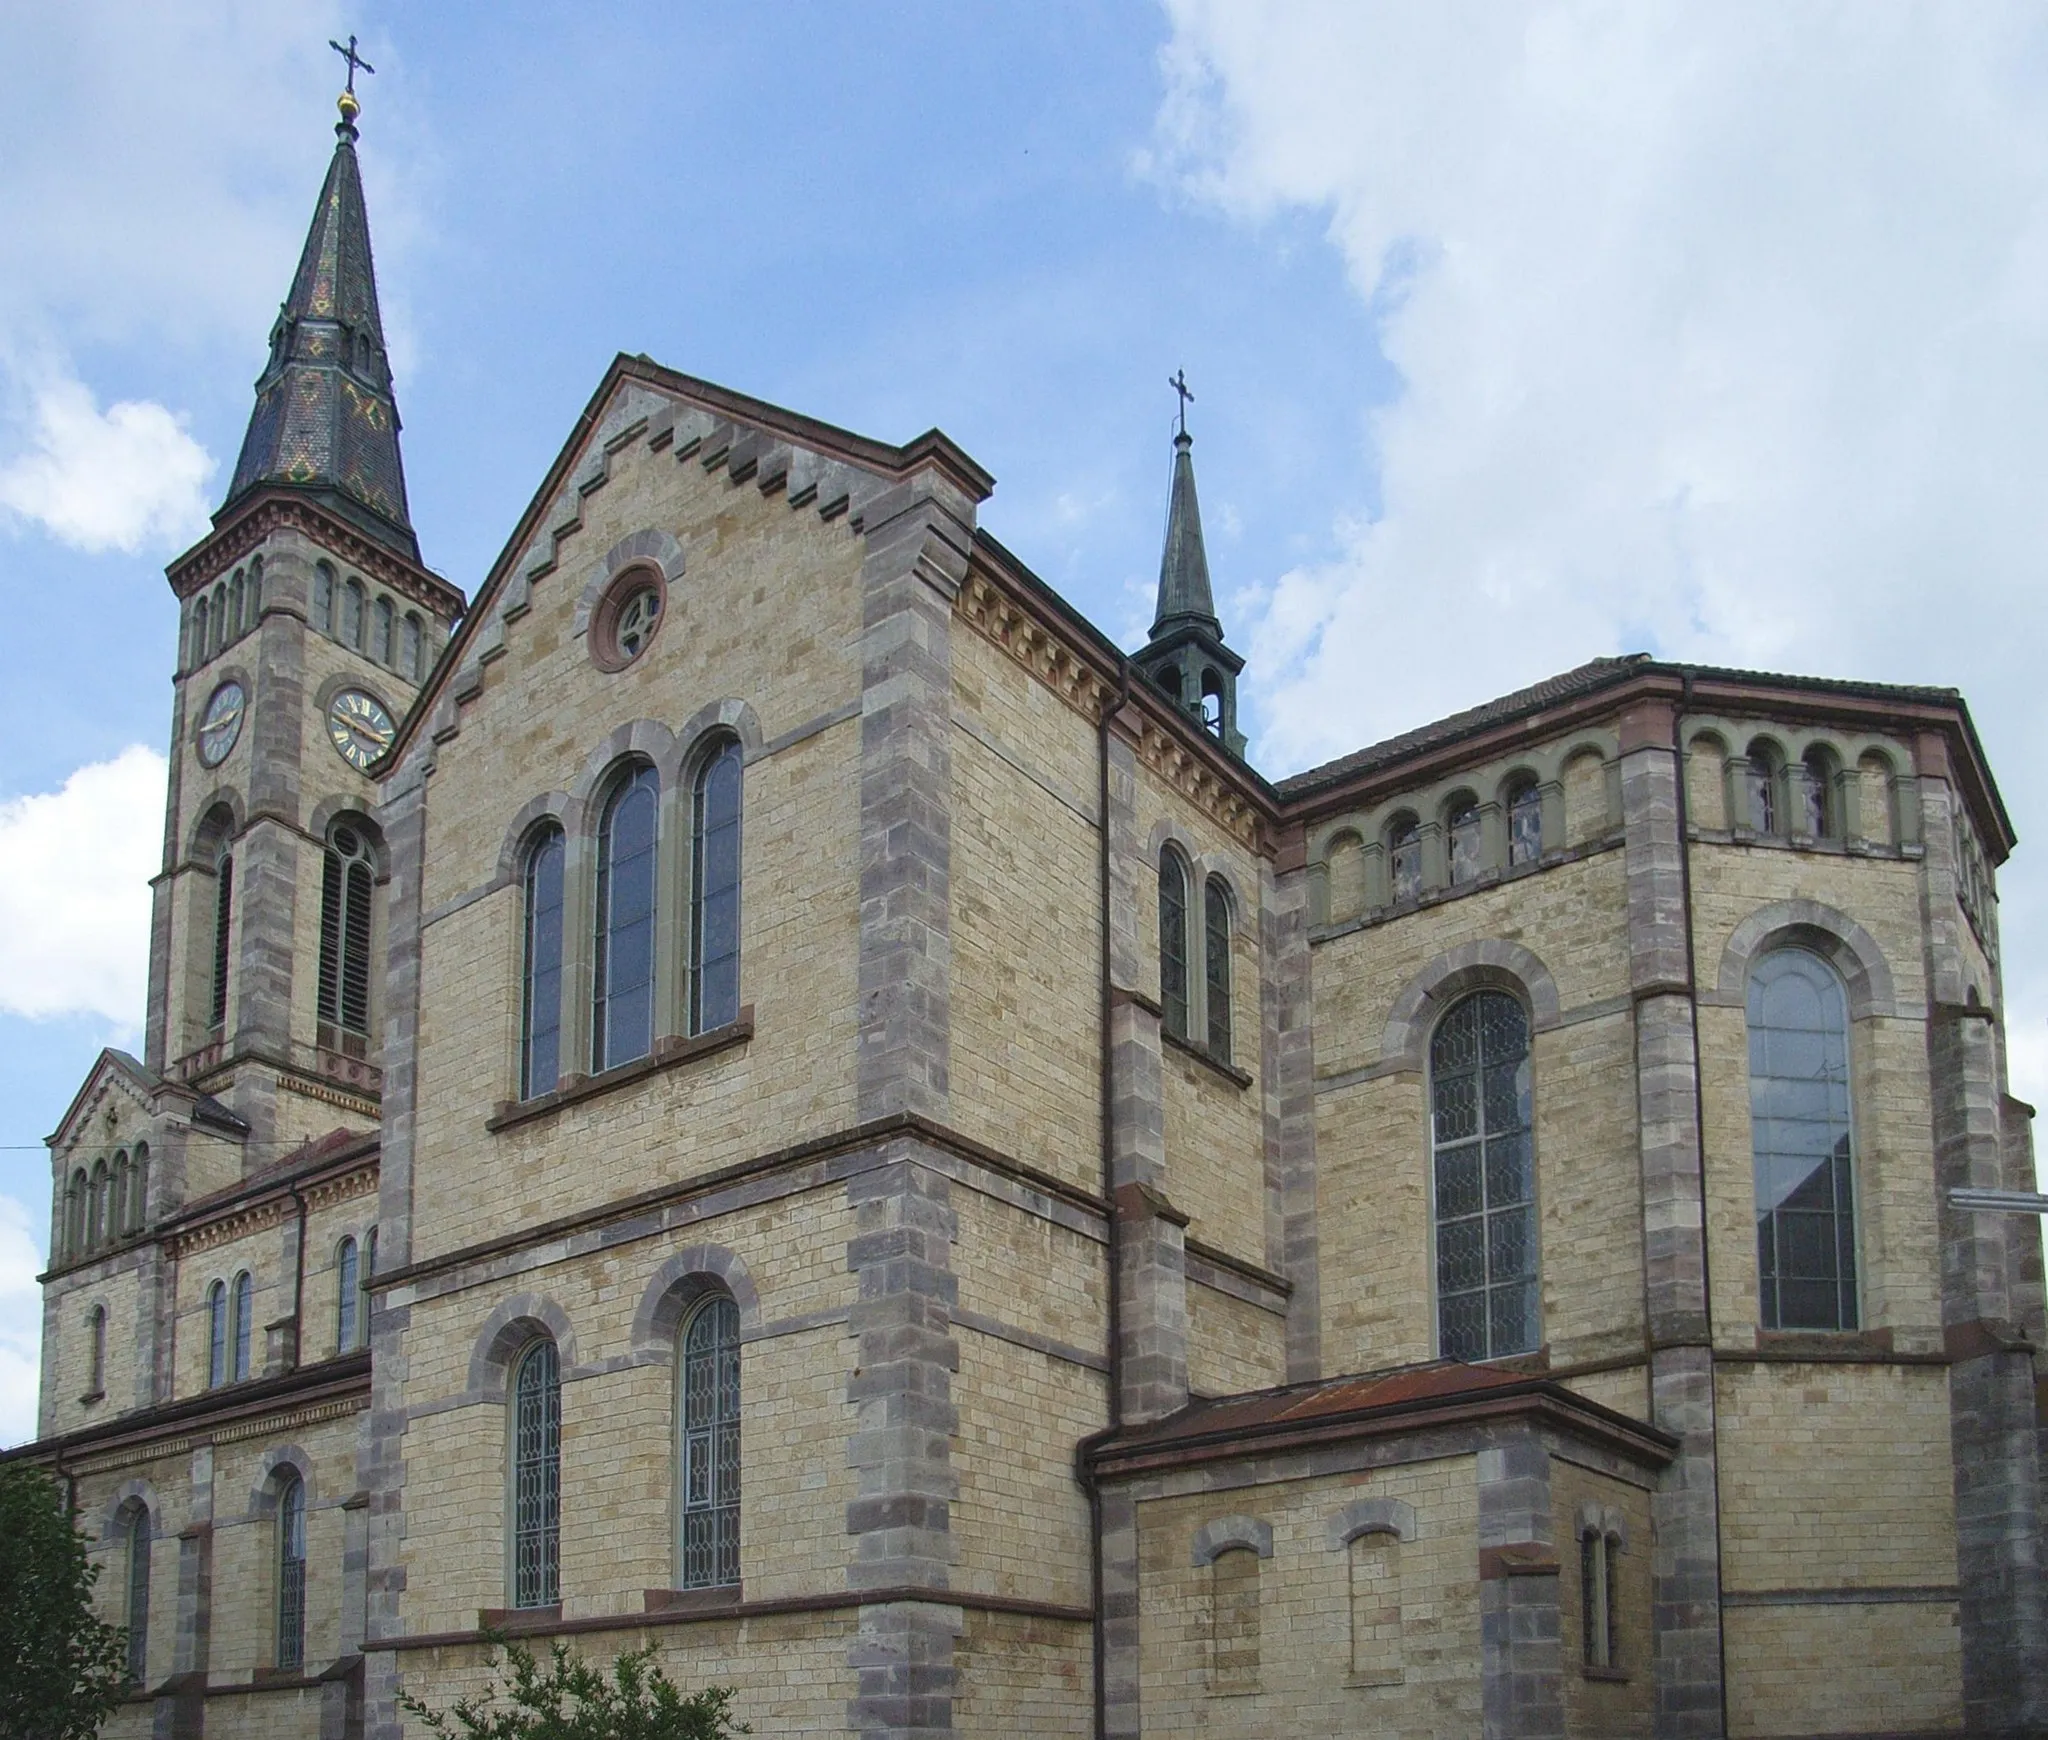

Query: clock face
left=327, top=689, right=396, bottom=771
left=196, top=682, right=245, bottom=768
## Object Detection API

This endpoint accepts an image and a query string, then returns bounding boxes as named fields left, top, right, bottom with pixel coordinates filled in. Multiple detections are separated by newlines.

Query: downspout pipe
left=1672, top=669, right=1732, bottom=1737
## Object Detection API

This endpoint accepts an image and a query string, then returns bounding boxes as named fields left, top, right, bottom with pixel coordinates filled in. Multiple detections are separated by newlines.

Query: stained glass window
left=276, top=1473, right=305, bottom=1670
left=521, top=826, right=566, bottom=1097
left=512, top=1341, right=561, bottom=1608
left=678, top=1296, right=741, bottom=1588
left=1430, top=991, right=1537, bottom=1359
left=1748, top=948, right=1858, bottom=1330
left=1204, top=877, right=1232, bottom=1061
left=594, top=766, right=659, bottom=1071
left=1746, top=744, right=1779, bottom=834
left=1159, top=850, right=1190, bottom=1040
left=1802, top=747, right=1835, bottom=838
left=1389, top=817, right=1422, bottom=904
left=691, top=742, right=743, bottom=1034
left=1448, top=801, right=1482, bottom=885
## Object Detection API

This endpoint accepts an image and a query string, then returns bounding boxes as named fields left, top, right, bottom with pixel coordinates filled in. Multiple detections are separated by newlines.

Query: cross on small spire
left=1169, top=368, right=1194, bottom=438
left=330, top=34, right=375, bottom=94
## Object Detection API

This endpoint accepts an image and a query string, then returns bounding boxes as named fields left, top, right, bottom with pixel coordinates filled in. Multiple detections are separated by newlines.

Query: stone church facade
left=16, top=95, right=2048, bottom=1740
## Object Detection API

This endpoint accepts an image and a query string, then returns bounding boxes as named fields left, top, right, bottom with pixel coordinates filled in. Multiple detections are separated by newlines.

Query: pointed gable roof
left=1151, top=430, right=1219, bottom=638
left=221, top=103, right=417, bottom=561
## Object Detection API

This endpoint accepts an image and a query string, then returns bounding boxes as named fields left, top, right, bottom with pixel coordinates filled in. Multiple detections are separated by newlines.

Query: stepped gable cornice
left=1276, top=655, right=2015, bottom=861
left=964, top=531, right=1280, bottom=853
left=1084, top=1358, right=1678, bottom=1481
left=166, top=489, right=463, bottom=619
left=0, top=1351, right=370, bottom=1471
left=380, top=353, right=994, bottom=776
left=159, top=1128, right=380, bottom=1262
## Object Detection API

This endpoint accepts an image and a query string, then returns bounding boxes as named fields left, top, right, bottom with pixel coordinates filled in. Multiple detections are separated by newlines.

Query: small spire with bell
left=1135, top=371, right=1245, bottom=757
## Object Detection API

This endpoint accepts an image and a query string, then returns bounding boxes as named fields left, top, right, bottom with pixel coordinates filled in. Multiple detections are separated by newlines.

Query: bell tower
left=143, top=82, right=464, bottom=1157
left=1133, top=379, right=1246, bottom=758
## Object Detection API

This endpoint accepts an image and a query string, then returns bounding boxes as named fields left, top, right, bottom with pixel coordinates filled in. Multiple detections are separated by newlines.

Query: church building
left=17, top=84, right=2048, bottom=1740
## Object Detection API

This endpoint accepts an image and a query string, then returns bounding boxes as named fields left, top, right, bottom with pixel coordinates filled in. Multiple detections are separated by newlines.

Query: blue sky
left=4, top=2, right=2048, bottom=1442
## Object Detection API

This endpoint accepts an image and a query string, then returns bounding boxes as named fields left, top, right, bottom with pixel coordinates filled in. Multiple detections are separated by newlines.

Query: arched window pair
left=1579, top=1522, right=1623, bottom=1671
left=1390, top=781, right=1542, bottom=908
left=504, top=1292, right=740, bottom=1610
left=1744, top=741, right=1843, bottom=841
left=519, top=739, right=744, bottom=1099
left=1157, top=848, right=1234, bottom=1064
left=207, top=1272, right=255, bottom=1387
left=335, top=1231, right=375, bottom=1354
left=318, top=821, right=378, bottom=1048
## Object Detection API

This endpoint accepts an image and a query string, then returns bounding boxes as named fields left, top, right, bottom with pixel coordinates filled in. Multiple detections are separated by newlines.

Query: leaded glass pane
left=1204, top=879, right=1232, bottom=1061
left=1430, top=990, right=1538, bottom=1358
left=594, top=767, right=658, bottom=1071
left=276, top=1477, right=305, bottom=1671
left=679, top=1296, right=741, bottom=1589
left=1159, top=852, right=1190, bottom=1040
left=125, top=1507, right=150, bottom=1682
left=691, top=744, right=743, bottom=1035
left=513, top=1341, right=561, bottom=1608
left=1747, top=949, right=1858, bottom=1330
left=1448, top=804, right=1482, bottom=884
left=522, top=828, right=566, bottom=1097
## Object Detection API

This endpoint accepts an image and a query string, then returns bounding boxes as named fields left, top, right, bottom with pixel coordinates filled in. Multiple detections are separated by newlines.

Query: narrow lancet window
left=88, top=1304, right=106, bottom=1395
left=1389, top=816, right=1422, bottom=903
left=678, top=1294, right=741, bottom=1588
left=690, top=741, right=743, bottom=1034
left=318, top=825, right=376, bottom=1039
left=521, top=825, right=566, bottom=1097
left=372, top=595, right=394, bottom=665
left=593, top=766, right=658, bottom=1071
left=211, top=852, right=233, bottom=1030
left=1508, top=781, right=1543, bottom=867
left=401, top=612, right=423, bottom=680
left=313, top=563, right=335, bottom=636
left=1204, top=876, right=1232, bottom=1061
left=276, top=1473, right=306, bottom=1670
left=125, top=1504, right=151, bottom=1683
left=512, top=1340, right=562, bottom=1609
left=1748, top=948, right=1858, bottom=1330
left=336, top=1237, right=359, bottom=1353
left=1159, top=849, right=1191, bottom=1040
left=1430, top=991, right=1537, bottom=1359
left=207, top=1281, right=228, bottom=1387
left=232, top=1271, right=254, bottom=1380
left=1448, top=800, right=1482, bottom=885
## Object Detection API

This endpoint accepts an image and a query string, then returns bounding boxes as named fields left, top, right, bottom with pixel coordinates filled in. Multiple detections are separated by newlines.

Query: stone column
left=1478, top=1437, right=1563, bottom=1738
left=1618, top=699, right=1724, bottom=1737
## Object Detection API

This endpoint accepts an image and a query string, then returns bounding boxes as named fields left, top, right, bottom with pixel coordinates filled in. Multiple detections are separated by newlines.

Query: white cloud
left=0, top=1195, right=44, bottom=1448
left=1153, top=1, right=2048, bottom=1117
left=0, top=748, right=165, bottom=1026
left=0, top=374, right=214, bottom=553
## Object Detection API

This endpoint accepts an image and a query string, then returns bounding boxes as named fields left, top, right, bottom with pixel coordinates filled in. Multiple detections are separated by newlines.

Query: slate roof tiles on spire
left=222, top=94, right=417, bottom=561
left=1151, top=429, right=1220, bottom=638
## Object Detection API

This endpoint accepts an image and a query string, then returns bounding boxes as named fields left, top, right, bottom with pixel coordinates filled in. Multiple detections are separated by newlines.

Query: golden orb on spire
left=338, top=88, right=361, bottom=123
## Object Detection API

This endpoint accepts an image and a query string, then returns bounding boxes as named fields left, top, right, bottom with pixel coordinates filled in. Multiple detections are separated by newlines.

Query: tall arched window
left=372, top=595, right=394, bottom=665
left=87, top=1304, right=107, bottom=1396
left=1430, top=991, right=1537, bottom=1360
left=1507, top=781, right=1543, bottom=867
left=1447, top=799, right=1482, bottom=885
left=342, top=579, right=366, bottom=649
left=336, top=1237, right=360, bottom=1353
left=1745, top=740, right=1782, bottom=835
left=275, top=1473, right=306, bottom=1671
left=232, top=1271, right=254, bottom=1381
left=129, top=1143, right=148, bottom=1233
left=210, top=586, right=227, bottom=657
left=1801, top=745, right=1838, bottom=839
left=228, top=573, right=244, bottom=642
left=401, top=612, right=424, bottom=680
left=1203, top=876, right=1232, bottom=1062
left=677, top=1294, right=741, bottom=1589
left=1159, top=848, right=1191, bottom=1041
left=511, top=1340, right=562, bottom=1609
left=207, top=1281, right=228, bottom=1388
left=1388, top=815, right=1422, bottom=904
left=210, top=852, right=233, bottom=1030
left=246, top=556, right=262, bottom=624
left=1748, top=948, right=1858, bottom=1331
left=318, top=824, right=376, bottom=1041
left=109, top=1152, right=129, bottom=1241
left=88, top=1161, right=108, bottom=1248
left=690, top=740, right=743, bottom=1035
left=313, top=563, right=336, bottom=637
left=63, top=1170, right=85, bottom=1259
left=520, top=825, right=566, bottom=1098
left=191, top=596, right=210, bottom=667
left=593, top=765, right=658, bottom=1072
left=123, top=1501, right=151, bottom=1682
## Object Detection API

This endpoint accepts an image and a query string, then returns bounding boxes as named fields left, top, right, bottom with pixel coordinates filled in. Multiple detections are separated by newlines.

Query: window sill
left=1582, top=1665, right=1629, bottom=1684
left=643, top=1585, right=742, bottom=1614
left=1161, top=1028, right=1252, bottom=1091
left=1346, top=1671, right=1404, bottom=1689
left=478, top=1605, right=561, bottom=1632
left=78, top=1389, right=104, bottom=1406
left=488, top=1013, right=754, bottom=1133
left=1752, top=1326, right=1893, bottom=1359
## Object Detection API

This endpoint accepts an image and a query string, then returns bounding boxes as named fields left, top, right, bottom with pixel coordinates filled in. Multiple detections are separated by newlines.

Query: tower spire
left=219, top=67, right=418, bottom=561
left=1136, top=374, right=1245, bottom=757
